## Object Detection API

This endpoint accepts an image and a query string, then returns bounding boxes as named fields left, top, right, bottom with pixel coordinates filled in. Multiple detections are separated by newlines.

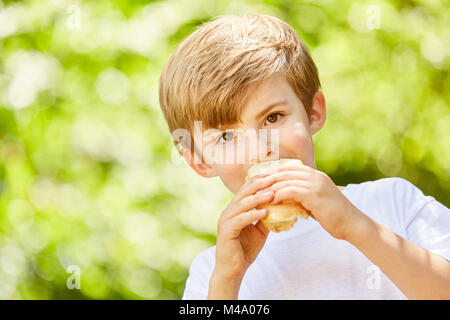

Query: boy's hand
left=261, top=163, right=359, bottom=240
left=213, top=173, right=276, bottom=282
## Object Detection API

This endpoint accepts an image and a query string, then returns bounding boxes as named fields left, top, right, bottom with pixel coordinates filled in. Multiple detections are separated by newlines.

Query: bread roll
left=247, top=158, right=310, bottom=232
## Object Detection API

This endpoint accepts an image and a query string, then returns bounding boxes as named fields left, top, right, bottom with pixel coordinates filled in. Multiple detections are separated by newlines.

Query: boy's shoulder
left=347, top=177, right=419, bottom=200
left=348, top=176, right=429, bottom=209
left=350, top=176, right=412, bottom=189
left=347, top=177, right=433, bottom=232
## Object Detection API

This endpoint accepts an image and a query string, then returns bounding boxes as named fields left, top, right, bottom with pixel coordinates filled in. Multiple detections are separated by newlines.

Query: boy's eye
left=264, top=112, right=283, bottom=125
left=218, top=131, right=234, bottom=143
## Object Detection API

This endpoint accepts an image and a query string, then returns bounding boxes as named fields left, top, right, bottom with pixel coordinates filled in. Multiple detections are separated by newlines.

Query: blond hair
left=159, top=14, right=320, bottom=155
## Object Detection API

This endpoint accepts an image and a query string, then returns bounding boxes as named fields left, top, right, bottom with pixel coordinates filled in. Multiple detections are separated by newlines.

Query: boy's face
left=183, top=73, right=326, bottom=194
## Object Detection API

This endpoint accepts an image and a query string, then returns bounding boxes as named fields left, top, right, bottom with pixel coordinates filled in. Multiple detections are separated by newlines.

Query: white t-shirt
left=181, top=177, right=450, bottom=299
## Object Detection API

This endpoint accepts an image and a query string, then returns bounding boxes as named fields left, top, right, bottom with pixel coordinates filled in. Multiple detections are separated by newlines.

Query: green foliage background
left=0, top=0, right=449, bottom=299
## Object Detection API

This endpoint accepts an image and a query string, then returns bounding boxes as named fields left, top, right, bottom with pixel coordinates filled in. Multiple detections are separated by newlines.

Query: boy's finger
left=268, top=170, right=309, bottom=183
left=228, top=191, right=274, bottom=219
left=235, top=175, right=275, bottom=202
left=229, top=208, right=268, bottom=235
left=266, top=180, right=309, bottom=193
left=271, top=186, right=307, bottom=205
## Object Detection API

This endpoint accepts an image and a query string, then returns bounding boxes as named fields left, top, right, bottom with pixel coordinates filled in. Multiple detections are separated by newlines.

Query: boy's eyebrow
left=255, top=99, right=288, bottom=119
left=214, top=99, right=289, bottom=133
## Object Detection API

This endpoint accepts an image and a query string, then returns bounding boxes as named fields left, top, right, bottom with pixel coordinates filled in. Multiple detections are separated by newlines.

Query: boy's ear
left=309, top=90, right=327, bottom=135
left=182, top=148, right=218, bottom=178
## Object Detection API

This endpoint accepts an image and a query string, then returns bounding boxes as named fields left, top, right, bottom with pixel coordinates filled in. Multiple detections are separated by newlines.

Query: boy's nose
left=249, top=151, right=274, bottom=164
left=246, top=128, right=279, bottom=164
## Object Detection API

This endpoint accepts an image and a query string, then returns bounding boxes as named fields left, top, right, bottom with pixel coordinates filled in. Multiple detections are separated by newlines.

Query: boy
left=158, top=14, right=450, bottom=299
